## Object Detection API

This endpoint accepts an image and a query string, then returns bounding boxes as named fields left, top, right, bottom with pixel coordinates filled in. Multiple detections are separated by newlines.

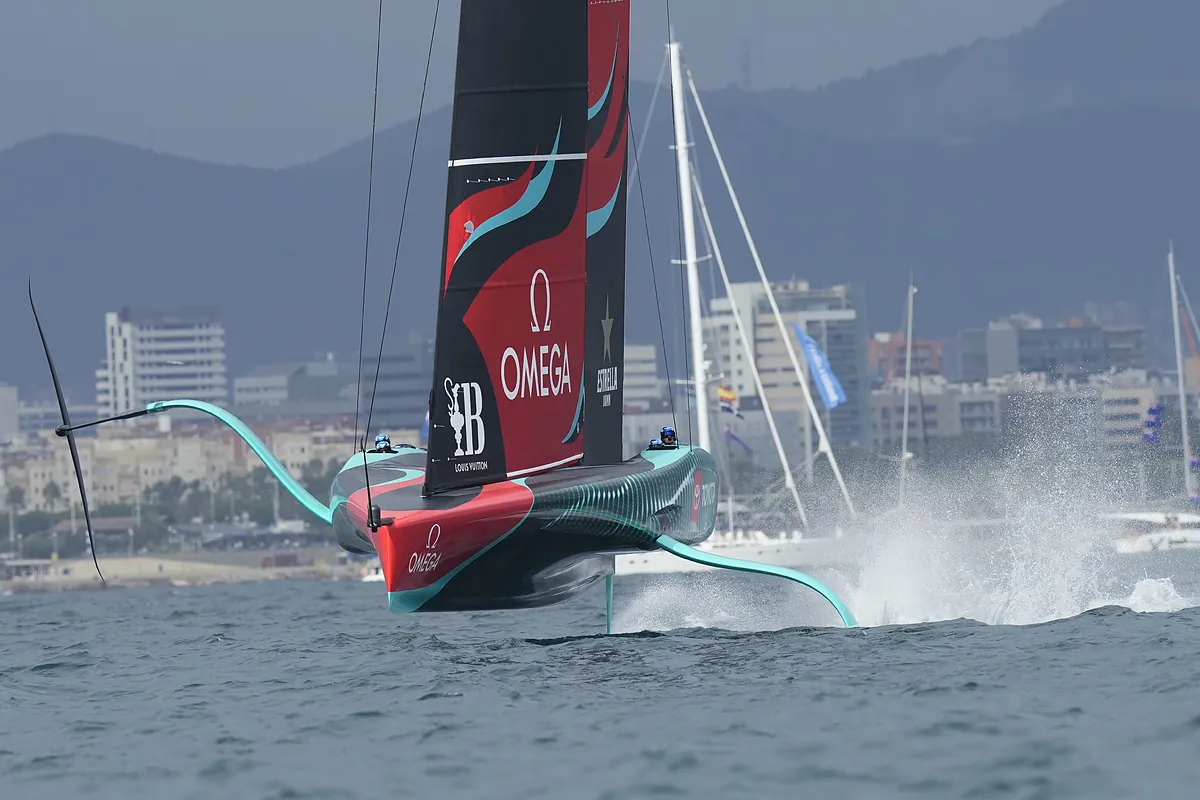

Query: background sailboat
left=1108, top=243, right=1200, bottom=554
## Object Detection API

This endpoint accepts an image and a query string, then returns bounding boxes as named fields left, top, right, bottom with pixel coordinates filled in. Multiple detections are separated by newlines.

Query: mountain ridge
left=3, top=0, right=1197, bottom=399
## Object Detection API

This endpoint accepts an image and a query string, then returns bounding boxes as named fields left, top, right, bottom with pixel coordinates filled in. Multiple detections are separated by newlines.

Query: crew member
left=369, top=433, right=398, bottom=454
left=648, top=425, right=679, bottom=450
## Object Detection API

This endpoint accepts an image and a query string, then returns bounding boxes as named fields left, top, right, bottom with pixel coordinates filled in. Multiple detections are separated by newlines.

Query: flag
left=791, top=323, right=846, bottom=410
left=718, top=386, right=743, bottom=418
left=1144, top=403, right=1163, bottom=442
left=724, top=424, right=753, bottom=455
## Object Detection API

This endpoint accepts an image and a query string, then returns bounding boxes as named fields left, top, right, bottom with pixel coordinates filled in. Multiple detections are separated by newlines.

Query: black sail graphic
left=424, top=0, right=589, bottom=495
left=582, top=0, right=630, bottom=466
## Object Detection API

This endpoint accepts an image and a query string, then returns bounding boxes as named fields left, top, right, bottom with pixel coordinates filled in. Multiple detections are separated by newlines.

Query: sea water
left=3, top=549, right=1199, bottom=800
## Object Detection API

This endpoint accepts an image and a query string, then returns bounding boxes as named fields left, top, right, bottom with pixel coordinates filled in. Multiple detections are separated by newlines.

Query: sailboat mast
left=693, top=174, right=809, bottom=527
left=669, top=39, right=710, bottom=452
left=1169, top=243, right=1195, bottom=499
left=898, top=279, right=916, bottom=507
left=683, top=62, right=856, bottom=519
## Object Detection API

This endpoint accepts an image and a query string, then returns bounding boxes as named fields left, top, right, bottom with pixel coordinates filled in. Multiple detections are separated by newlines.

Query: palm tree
left=5, top=485, right=24, bottom=513
left=5, top=485, right=23, bottom=545
left=43, top=480, right=62, bottom=513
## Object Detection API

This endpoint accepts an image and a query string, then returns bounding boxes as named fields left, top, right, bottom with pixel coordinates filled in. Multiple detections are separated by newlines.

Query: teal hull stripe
left=145, top=399, right=334, bottom=525
left=387, top=478, right=535, bottom=613
left=562, top=383, right=584, bottom=443
left=330, top=450, right=424, bottom=508
left=454, top=121, right=562, bottom=265
left=586, top=174, right=622, bottom=238
left=655, top=534, right=858, bottom=628
left=588, top=38, right=618, bottom=121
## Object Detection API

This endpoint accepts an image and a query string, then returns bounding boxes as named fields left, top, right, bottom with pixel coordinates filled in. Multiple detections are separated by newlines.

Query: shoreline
left=1, top=551, right=362, bottom=595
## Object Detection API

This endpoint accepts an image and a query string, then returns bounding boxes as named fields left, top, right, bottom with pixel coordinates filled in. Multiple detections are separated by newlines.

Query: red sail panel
left=424, top=0, right=588, bottom=494
left=462, top=188, right=587, bottom=478
left=582, top=0, right=630, bottom=466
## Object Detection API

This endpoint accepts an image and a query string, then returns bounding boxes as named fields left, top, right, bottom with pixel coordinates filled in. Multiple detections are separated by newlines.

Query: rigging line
left=353, top=0, right=386, bottom=455
left=684, top=89, right=721, bottom=338
left=629, top=46, right=669, bottom=186
left=1177, top=276, right=1200, bottom=373
left=365, top=0, right=441, bottom=439
left=665, top=0, right=695, bottom=446
left=628, top=80, right=677, bottom=432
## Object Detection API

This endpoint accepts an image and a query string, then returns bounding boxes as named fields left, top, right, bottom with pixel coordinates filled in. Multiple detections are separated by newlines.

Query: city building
left=233, top=352, right=357, bottom=413
left=0, top=416, right=389, bottom=514
left=18, top=399, right=97, bottom=438
left=946, top=314, right=1147, bottom=382
left=622, top=344, right=667, bottom=411
left=360, top=335, right=434, bottom=432
left=1083, top=301, right=1145, bottom=329
left=706, top=280, right=871, bottom=450
left=1099, top=383, right=1158, bottom=450
left=868, top=333, right=943, bottom=384
left=0, top=384, right=17, bottom=444
left=872, top=370, right=1174, bottom=456
left=233, top=372, right=289, bottom=406
left=871, top=376, right=1002, bottom=452
left=95, top=307, right=228, bottom=415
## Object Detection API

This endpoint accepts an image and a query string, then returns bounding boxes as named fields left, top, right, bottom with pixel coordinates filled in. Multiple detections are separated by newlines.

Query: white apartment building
left=623, top=344, right=666, bottom=410
left=872, top=375, right=1003, bottom=451
left=96, top=308, right=228, bottom=415
left=706, top=280, right=871, bottom=449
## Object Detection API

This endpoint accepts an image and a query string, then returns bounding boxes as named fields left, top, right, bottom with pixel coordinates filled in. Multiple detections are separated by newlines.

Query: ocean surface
left=4, top=551, right=1200, bottom=800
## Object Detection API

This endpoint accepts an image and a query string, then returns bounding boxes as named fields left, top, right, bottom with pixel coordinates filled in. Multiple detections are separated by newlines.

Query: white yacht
left=1103, top=512, right=1200, bottom=554
left=359, top=558, right=385, bottom=583
left=616, top=528, right=854, bottom=575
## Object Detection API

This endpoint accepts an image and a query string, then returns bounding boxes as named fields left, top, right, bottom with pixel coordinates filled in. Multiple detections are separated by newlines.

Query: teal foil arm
left=655, top=534, right=857, bottom=628
left=145, top=399, right=335, bottom=526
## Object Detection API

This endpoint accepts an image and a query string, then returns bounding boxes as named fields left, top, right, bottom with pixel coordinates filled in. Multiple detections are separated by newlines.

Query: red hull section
left=348, top=478, right=534, bottom=596
left=334, top=445, right=720, bottom=611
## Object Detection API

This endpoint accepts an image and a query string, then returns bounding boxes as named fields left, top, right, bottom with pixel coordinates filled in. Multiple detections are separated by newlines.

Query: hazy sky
left=2, top=0, right=1063, bottom=167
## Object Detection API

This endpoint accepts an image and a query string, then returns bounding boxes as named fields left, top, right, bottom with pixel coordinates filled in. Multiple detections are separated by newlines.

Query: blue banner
left=791, top=323, right=846, bottom=410
left=420, top=409, right=429, bottom=446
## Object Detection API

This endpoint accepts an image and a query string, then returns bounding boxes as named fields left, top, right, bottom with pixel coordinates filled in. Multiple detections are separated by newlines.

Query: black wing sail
left=424, top=0, right=589, bottom=495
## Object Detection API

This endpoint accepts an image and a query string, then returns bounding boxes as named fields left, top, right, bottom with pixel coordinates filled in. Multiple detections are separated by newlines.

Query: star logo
left=601, top=296, right=614, bottom=362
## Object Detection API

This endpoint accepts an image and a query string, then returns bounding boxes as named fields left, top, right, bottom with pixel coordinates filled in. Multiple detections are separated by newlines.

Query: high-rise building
left=361, top=335, right=434, bottom=432
left=95, top=308, right=228, bottom=415
left=706, top=280, right=871, bottom=449
left=0, top=384, right=17, bottom=444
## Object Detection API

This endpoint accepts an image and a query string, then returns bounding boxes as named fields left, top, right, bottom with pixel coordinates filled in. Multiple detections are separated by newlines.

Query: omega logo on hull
left=408, top=523, right=442, bottom=574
